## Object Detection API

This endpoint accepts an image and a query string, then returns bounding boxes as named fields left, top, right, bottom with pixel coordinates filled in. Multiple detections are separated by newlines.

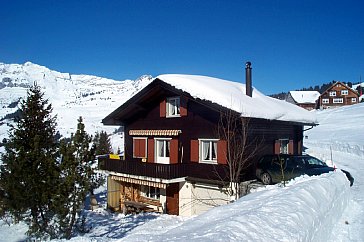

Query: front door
left=166, top=183, right=179, bottom=215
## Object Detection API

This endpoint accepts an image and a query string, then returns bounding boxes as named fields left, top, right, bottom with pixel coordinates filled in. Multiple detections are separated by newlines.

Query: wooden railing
left=98, top=158, right=229, bottom=181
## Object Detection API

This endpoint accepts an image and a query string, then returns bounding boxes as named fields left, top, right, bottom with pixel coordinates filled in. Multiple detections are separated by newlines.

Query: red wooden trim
left=190, top=140, right=199, bottom=162
left=170, top=139, right=179, bottom=164
left=147, top=138, right=154, bottom=163
left=160, top=99, right=166, bottom=117
left=288, top=140, right=294, bottom=155
left=274, top=140, right=280, bottom=154
left=217, top=140, right=227, bottom=165
left=180, top=96, right=187, bottom=117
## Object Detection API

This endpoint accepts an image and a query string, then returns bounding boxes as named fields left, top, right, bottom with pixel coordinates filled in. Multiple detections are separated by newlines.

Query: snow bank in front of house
left=122, top=171, right=350, bottom=242
left=156, top=74, right=317, bottom=124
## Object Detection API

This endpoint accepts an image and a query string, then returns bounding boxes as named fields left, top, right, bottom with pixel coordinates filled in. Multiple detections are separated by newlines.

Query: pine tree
left=0, top=84, right=60, bottom=238
left=93, top=131, right=112, bottom=156
left=58, top=117, right=95, bottom=239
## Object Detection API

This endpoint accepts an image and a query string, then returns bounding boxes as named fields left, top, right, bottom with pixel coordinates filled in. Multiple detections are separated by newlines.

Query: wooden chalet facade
left=99, top=71, right=316, bottom=216
left=318, top=81, right=359, bottom=109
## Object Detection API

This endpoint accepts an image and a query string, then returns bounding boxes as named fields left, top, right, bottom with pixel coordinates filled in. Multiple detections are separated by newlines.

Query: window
left=341, top=90, right=348, bottom=95
left=352, top=98, right=357, bottom=103
left=279, top=139, right=289, bottom=154
left=329, top=91, right=336, bottom=97
left=155, top=138, right=170, bottom=164
left=141, top=185, right=160, bottom=200
left=333, top=98, right=343, bottom=103
left=322, top=98, right=329, bottom=104
left=133, top=138, right=147, bottom=158
left=200, top=139, right=218, bottom=163
left=167, top=97, right=180, bottom=117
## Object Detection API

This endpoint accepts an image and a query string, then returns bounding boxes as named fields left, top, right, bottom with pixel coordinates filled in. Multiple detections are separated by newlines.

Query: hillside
left=0, top=62, right=153, bottom=151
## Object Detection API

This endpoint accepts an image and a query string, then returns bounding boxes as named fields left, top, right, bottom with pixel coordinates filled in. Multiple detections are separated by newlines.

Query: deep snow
left=1, top=104, right=363, bottom=241
left=1, top=62, right=363, bottom=241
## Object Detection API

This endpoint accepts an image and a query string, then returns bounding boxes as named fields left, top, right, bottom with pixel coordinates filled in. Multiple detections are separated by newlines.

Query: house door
left=155, top=139, right=170, bottom=164
left=166, top=183, right=179, bottom=215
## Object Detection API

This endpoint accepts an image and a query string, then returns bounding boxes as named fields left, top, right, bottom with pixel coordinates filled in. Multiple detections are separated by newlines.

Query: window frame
left=322, top=98, right=329, bottom=104
left=333, top=98, right=344, bottom=104
left=132, top=137, right=147, bottom=158
left=141, top=185, right=160, bottom=200
left=154, top=138, right=172, bottom=164
left=166, top=96, right=181, bottom=117
left=351, top=97, right=357, bottom=103
left=329, top=91, right=336, bottom=97
left=341, top=90, right=349, bottom=95
left=199, top=139, right=219, bottom=164
left=279, top=139, right=289, bottom=154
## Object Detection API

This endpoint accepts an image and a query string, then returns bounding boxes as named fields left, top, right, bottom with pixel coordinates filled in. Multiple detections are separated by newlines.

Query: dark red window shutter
left=133, top=139, right=140, bottom=157
left=160, top=99, right=166, bottom=117
left=147, top=138, right=154, bottom=163
left=288, top=140, right=294, bottom=155
left=170, top=139, right=179, bottom=164
left=217, top=140, right=227, bottom=165
left=190, top=140, right=199, bottom=162
left=180, top=97, right=188, bottom=117
left=274, top=140, right=281, bottom=154
left=133, top=139, right=146, bottom=158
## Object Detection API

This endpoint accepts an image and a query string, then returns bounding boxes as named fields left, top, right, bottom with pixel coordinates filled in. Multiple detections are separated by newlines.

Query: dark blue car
left=256, top=154, right=354, bottom=186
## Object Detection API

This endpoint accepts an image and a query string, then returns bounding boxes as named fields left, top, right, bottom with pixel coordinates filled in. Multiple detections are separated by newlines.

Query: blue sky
left=1, top=0, right=364, bottom=94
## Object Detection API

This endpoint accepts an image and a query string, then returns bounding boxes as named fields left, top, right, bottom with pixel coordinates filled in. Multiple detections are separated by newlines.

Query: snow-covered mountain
left=0, top=62, right=153, bottom=151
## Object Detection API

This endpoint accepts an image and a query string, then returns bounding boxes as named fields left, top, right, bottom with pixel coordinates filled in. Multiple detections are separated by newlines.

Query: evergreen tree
left=0, top=84, right=60, bottom=238
left=57, top=117, right=94, bottom=239
left=93, top=131, right=112, bottom=155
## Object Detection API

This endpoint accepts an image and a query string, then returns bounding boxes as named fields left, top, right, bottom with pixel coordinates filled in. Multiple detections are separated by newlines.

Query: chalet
left=318, top=81, right=359, bottom=109
left=99, top=63, right=317, bottom=216
left=285, top=91, right=320, bottom=110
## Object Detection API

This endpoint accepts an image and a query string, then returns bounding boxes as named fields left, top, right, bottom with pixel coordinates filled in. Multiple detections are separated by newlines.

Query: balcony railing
left=98, top=158, right=229, bottom=181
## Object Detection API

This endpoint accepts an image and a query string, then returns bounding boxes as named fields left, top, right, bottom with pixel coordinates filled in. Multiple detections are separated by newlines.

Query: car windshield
left=303, top=156, right=327, bottom=167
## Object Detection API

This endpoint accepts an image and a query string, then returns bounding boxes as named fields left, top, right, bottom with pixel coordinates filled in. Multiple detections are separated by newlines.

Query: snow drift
left=123, top=171, right=350, bottom=242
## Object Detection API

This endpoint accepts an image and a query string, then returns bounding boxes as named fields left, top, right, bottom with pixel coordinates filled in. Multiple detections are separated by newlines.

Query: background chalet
left=318, top=81, right=359, bottom=109
left=99, top=64, right=316, bottom=216
left=285, top=91, right=320, bottom=110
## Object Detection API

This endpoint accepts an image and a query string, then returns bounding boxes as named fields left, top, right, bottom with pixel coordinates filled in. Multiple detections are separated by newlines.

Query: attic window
left=329, top=91, right=336, bottom=97
left=341, top=90, right=348, bottom=95
left=167, top=97, right=180, bottom=117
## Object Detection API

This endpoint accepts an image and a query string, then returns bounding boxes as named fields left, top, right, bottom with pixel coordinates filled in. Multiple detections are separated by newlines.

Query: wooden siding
left=318, top=82, right=359, bottom=109
left=99, top=157, right=231, bottom=181
left=108, top=85, right=304, bottom=182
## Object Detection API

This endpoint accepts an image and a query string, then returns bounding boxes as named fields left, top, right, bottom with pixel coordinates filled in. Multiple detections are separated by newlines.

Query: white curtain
left=203, top=141, right=209, bottom=160
left=158, top=140, right=164, bottom=157
left=212, top=141, right=217, bottom=159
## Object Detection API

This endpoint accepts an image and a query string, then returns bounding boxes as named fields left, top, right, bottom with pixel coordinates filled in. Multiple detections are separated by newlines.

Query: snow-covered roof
left=289, top=91, right=320, bottom=104
left=156, top=74, right=317, bottom=124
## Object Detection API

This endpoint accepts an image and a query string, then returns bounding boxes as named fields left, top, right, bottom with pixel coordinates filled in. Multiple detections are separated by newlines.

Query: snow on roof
left=156, top=74, right=317, bottom=124
left=289, top=91, right=320, bottom=104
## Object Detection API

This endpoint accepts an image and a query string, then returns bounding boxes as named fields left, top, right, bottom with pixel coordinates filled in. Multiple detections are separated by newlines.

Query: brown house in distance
left=318, top=81, right=359, bottom=109
left=99, top=63, right=317, bottom=216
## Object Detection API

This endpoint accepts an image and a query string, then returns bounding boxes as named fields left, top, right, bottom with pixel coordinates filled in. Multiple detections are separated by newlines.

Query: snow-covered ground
left=1, top=103, right=362, bottom=241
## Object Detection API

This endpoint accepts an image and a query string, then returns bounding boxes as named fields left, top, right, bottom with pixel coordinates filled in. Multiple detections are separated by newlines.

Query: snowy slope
left=0, top=62, right=153, bottom=152
left=0, top=63, right=363, bottom=241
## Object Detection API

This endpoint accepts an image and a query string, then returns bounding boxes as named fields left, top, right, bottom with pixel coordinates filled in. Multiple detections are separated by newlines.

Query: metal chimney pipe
left=245, top=61, right=252, bottom=97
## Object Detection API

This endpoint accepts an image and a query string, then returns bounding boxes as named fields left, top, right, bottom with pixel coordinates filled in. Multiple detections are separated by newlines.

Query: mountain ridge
left=0, top=62, right=153, bottom=151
